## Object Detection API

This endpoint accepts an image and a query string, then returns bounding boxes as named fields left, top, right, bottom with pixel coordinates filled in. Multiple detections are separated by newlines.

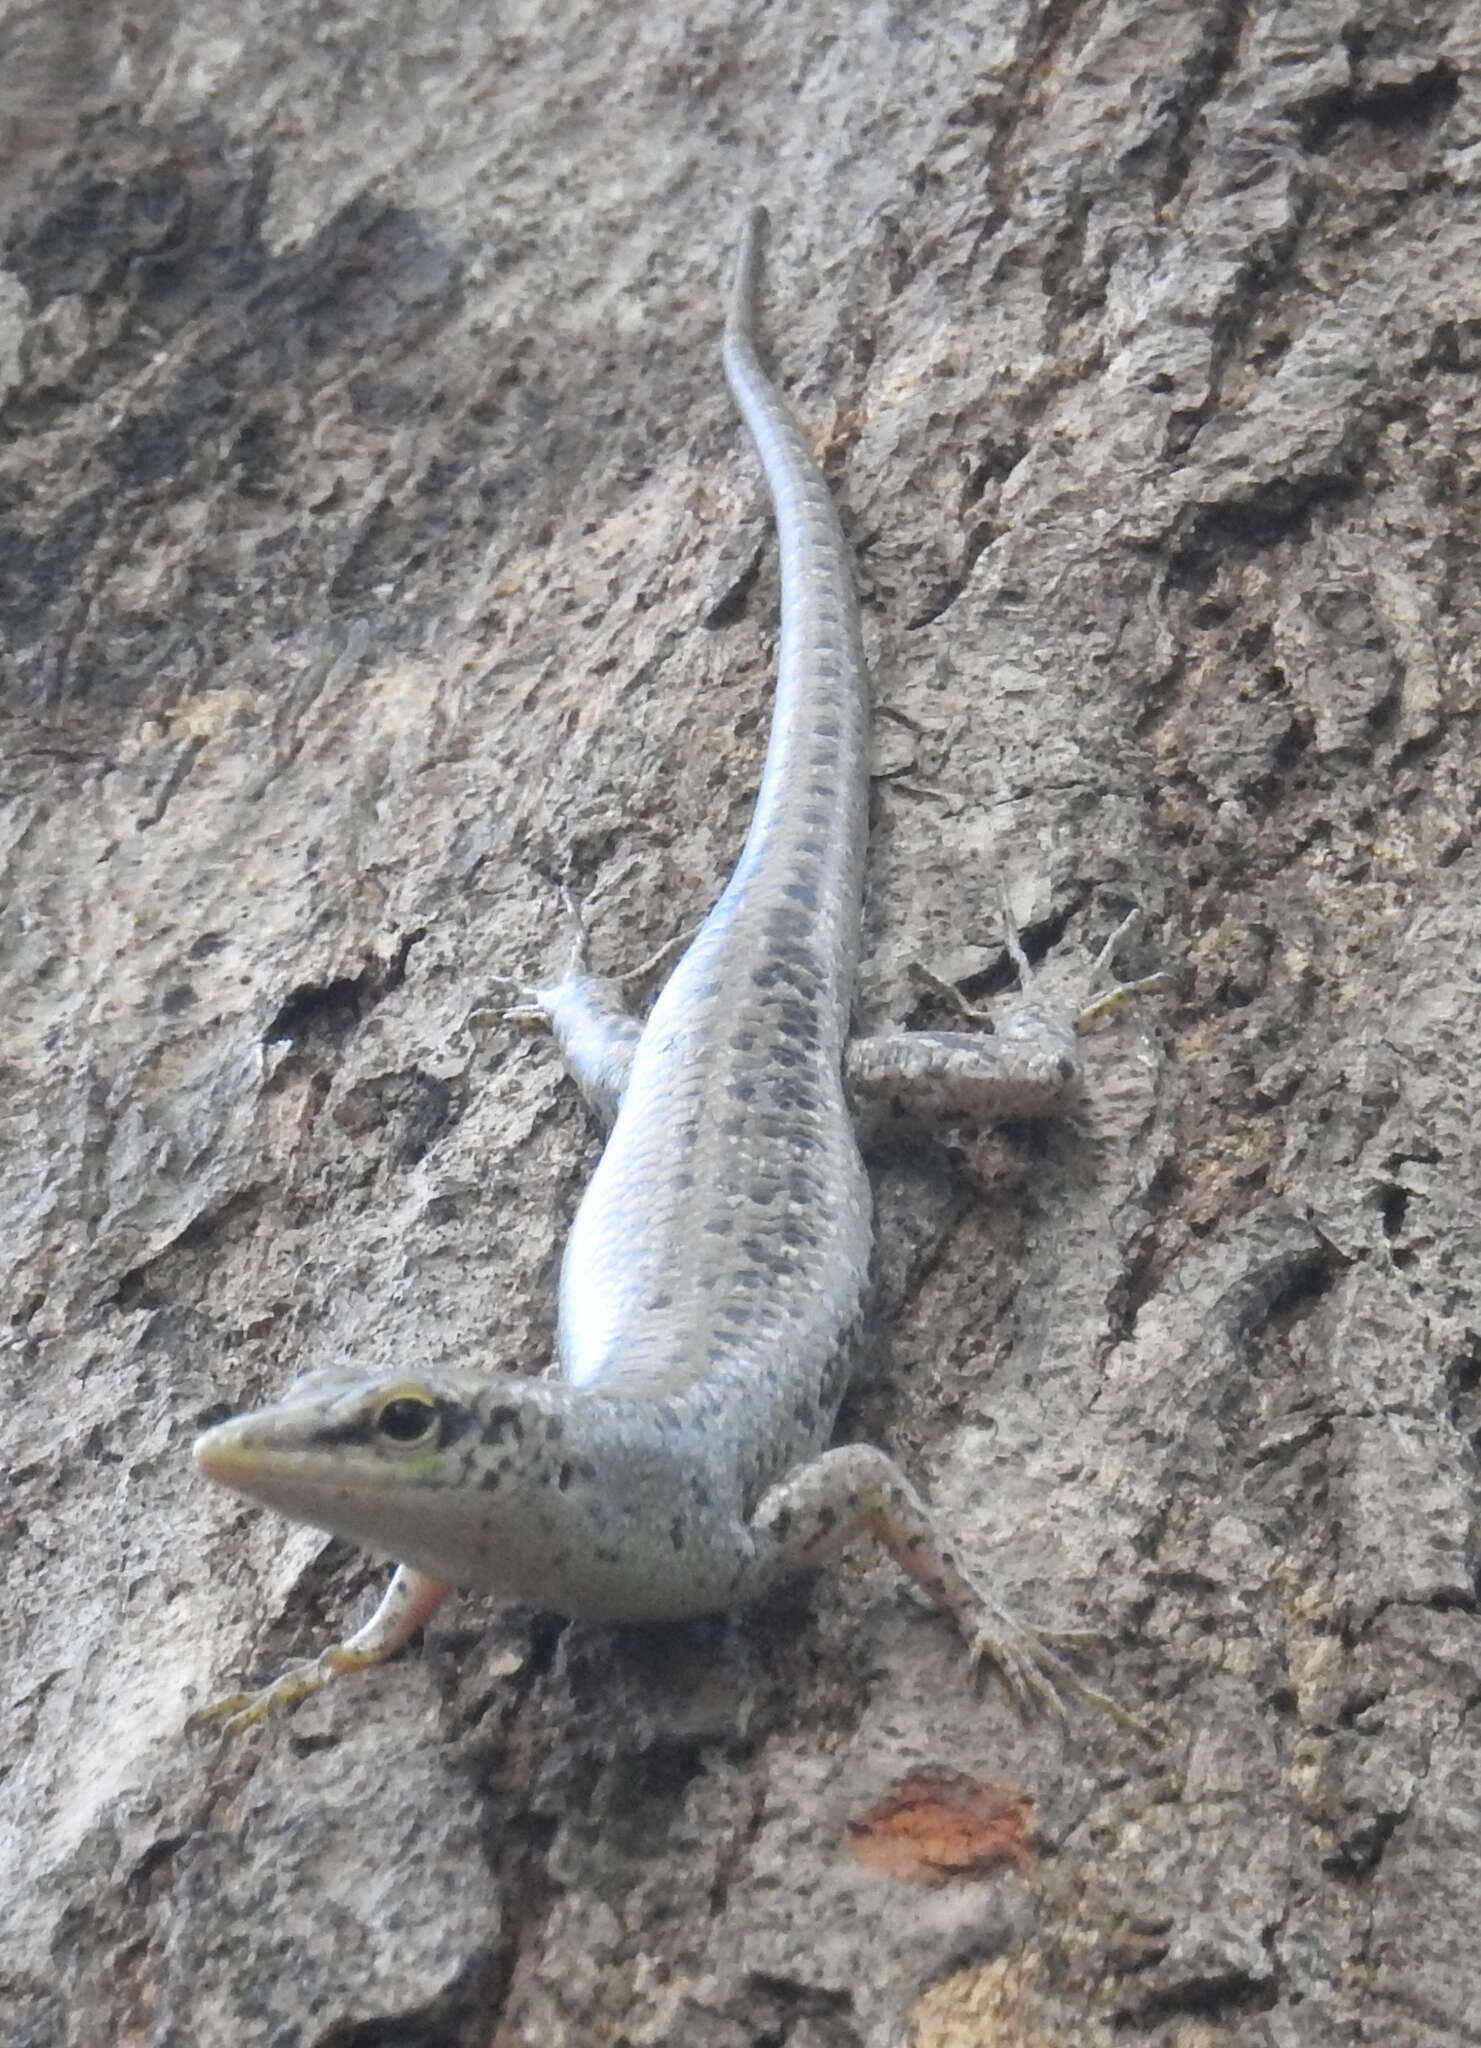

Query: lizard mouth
left=193, top=1413, right=460, bottom=1581
left=191, top=1417, right=309, bottom=1499
left=193, top=1415, right=379, bottom=1507
left=194, top=1417, right=276, bottom=1489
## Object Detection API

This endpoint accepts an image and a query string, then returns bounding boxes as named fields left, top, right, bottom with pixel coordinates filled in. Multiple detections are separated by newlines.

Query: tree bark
left=5, top=2, right=1480, bottom=2043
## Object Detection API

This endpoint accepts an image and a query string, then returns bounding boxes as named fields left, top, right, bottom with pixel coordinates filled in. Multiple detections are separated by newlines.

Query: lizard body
left=193, top=210, right=1152, bottom=1734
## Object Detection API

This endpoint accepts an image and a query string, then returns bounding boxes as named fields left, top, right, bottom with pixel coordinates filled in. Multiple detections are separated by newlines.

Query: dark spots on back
left=690, top=1477, right=713, bottom=1509
left=558, top=1462, right=576, bottom=1491
left=785, top=881, right=818, bottom=909
left=731, top=1031, right=756, bottom=1052
left=765, top=907, right=810, bottom=942
left=483, top=1403, right=526, bottom=1446
left=595, top=1544, right=620, bottom=1566
left=647, top=1292, right=672, bottom=1312
left=731, top=1078, right=757, bottom=1102
left=772, top=1075, right=819, bottom=1114
left=669, top=1515, right=685, bottom=1551
left=813, top=1504, right=838, bottom=1535
left=545, top=1416, right=565, bottom=1442
left=479, top=1466, right=503, bottom=1492
left=775, top=1009, right=820, bottom=1047
left=704, top=1215, right=734, bottom=1236
left=1057, top=1054, right=1076, bottom=1080
left=771, top=1506, right=793, bottom=1537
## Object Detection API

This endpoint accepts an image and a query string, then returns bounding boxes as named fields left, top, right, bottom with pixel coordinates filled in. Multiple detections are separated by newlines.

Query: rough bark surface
left=5, top=2, right=1480, bottom=2044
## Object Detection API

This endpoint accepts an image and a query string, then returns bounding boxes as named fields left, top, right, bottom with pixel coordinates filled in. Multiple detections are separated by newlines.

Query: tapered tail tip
left=729, top=205, right=770, bottom=340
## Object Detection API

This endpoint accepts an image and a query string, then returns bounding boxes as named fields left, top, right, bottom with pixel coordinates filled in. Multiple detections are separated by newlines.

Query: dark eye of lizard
left=374, top=1396, right=439, bottom=1445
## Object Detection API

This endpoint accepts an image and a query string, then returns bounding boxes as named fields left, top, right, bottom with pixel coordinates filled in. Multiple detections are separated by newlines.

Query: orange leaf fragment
left=846, top=1770, right=1036, bottom=1887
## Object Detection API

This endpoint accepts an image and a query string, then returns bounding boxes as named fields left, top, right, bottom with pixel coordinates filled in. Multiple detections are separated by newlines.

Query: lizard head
left=192, top=1365, right=513, bottom=1574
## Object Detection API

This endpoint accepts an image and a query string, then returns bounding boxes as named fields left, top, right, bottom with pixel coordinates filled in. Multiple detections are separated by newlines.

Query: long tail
left=715, top=206, right=871, bottom=1015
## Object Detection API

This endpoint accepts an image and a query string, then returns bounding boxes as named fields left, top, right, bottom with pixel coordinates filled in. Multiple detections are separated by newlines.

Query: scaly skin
left=191, top=210, right=1155, bottom=1741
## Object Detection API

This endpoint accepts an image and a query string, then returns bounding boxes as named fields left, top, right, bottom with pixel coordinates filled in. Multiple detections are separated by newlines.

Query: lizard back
left=557, top=210, right=872, bottom=1471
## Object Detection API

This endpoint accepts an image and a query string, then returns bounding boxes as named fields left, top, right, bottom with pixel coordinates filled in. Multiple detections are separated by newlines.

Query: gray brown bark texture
left=3, top=2, right=1479, bottom=2043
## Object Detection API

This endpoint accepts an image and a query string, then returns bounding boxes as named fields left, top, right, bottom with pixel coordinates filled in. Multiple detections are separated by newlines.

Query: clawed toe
left=1075, top=971, right=1176, bottom=1032
left=502, top=991, right=553, bottom=1028
left=972, top=1642, right=1064, bottom=1723
left=464, top=974, right=551, bottom=1037
left=968, top=1622, right=1158, bottom=1747
left=186, top=1654, right=339, bottom=1738
left=1074, top=908, right=1176, bottom=1031
left=1034, top=1625, right=1104, bottom=1651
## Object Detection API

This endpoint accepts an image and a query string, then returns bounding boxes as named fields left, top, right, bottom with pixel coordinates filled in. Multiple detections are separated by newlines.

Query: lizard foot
left=967, top=1612, right=1157, bottom=1746
left=1075, top=908, right=1176, bottom=1032
left=484, top=886, right=695, bottom=1034
left=185, top=1568, right=451, bottom=1737
left=904, top=901, right=1172, bottom=1040
left=465, top=888, right=598, bottom=1038
left=186, top=1645, right=368, bottom=1738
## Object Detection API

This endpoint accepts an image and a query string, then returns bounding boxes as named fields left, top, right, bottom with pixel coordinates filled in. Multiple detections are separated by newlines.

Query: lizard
left=191, top=206, right=1161, bottom=1737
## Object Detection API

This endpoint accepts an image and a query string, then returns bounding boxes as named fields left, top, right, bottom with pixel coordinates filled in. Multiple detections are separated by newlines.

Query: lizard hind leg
left=495, top=888, right=643, bottom=1126
left=499, top=887, right=700, bottom=1126
left=746, top=1443, right=1151, bottom=1739
left=506, top=961, right=643, bottom=1128
left=846, top=903, right=1172, bottom=1129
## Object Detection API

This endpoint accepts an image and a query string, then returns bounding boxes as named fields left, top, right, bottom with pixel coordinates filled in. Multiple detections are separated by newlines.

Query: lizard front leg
left=747, top=1445, right=1149, bottom=1738
left=189, top=1564, right=453, bottom=1736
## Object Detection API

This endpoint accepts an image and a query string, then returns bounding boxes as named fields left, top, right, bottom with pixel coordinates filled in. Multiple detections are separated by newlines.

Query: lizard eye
left=374, top=1394, right=439, bottom=1445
